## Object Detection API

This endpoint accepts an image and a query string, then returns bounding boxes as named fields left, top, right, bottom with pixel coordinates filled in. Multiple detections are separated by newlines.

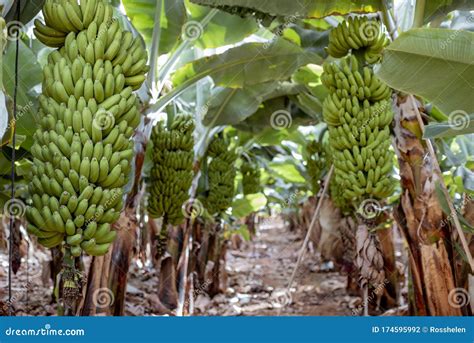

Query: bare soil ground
left=195, top=222, right=357, bottom=316
left=0, top=222, right=360, bottom=316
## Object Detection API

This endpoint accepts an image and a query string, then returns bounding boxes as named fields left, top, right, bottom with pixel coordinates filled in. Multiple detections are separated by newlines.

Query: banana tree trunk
left=392, top=95, right=461, bottom=315
left=81, top=128, right=147, bottom=316
left=80, top=207, right=137, bottom=316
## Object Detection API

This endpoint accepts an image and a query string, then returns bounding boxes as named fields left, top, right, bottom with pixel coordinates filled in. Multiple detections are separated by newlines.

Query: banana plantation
left=0, top=0, right=473, bottom=319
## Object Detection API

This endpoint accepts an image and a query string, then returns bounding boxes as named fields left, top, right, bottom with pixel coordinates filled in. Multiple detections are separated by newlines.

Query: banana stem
left=147, top=0, right=163, bottom=96
left=62, top=247, right=76, bottom=316
left=155, top=8, right=219, bottom=97
left=413, top=0, right=426, bottom=28
left=381, top=0, right=398, bottom=40
left=409, top=95, right=474, bottom=272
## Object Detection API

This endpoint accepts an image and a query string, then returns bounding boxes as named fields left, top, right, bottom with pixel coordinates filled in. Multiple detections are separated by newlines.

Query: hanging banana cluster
left=148, top=115, right=195, bottom=225
left=241, top=159, right=261, bottom=195
left=26, top=0, right=148, bottom=256
left=322, top=17, right=394, bottom=202
left=304, top=140, right=327, bottom=194
left=202, top=136, right=237, bottom=216
left=326, top=17, right=389, bottom=63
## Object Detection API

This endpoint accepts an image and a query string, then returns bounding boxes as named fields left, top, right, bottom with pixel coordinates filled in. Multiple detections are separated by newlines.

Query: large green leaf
left=424, top=114, right=474, bottom=138
left=5, top=0, right=44, bottom=24
left=2, top=40, right=42, bottom=149
left=152, top=38, right=318, bottom=113
left=424, top=0, right=474, bottom=24
left=234, top=96, right=314, bottom=133
left=290, top=92, right=323, bottom=120
left=190, top=0, right=382, bottom=18
left=203, top=81, right=304, bottom=127
left=376, top=28, right=474, bottom=115
left=122, top=0, right=186, bottom=53
left=232, top=193, right=267, bottom=218
left=173, top=38, right=319, bottom=88
left=435, top=182, right=474, bottom=233
left=268, top=161, right=306, bottom=183
left=283, top=24, right=329, bottom=57
left=186, top=0, right=258, bottom=49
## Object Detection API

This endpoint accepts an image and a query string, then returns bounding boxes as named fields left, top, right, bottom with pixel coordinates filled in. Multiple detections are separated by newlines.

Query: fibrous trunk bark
left=392, top=95, right=461, bottom=315
left=80, top=207, right=137, bottom=316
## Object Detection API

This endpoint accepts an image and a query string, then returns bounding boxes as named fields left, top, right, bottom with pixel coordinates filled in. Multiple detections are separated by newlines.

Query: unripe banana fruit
left=26, top=0, right=148, bottom=256
left=322, top=17, right=395, bottom=205
left=147, top=114, right=195, bottom=225
left=241, top=159, right=261, bottom=195
left=147, top=115, right=195, bottom=258
left=325, top=17, right=389, bottom=63
left=304, top=140, right=328, bottom=195
left=200, top=136, right=237, bottom=216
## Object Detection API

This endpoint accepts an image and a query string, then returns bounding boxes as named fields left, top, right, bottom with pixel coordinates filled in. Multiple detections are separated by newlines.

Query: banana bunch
left=202, top=136, right=237, bottom=216
left=322, top=54, right=395, bottom=201
left=26, top=0, right=148, bottom=256
left=305, top=140, right=327, bottom=194
left=147, top=115, right=195, bottom=225
left=241, top=159, right=261, bottom=195
left=325, top=17, right=389, bottom=63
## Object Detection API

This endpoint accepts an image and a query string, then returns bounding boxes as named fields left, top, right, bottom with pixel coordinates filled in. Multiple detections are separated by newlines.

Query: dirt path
left=197, top=221, right=357, bottom=316
left=0, top=221, right=360, bottom=316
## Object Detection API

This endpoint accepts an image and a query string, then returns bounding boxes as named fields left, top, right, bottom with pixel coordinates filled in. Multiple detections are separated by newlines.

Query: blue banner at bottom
left=0, top=317, right=472, bottom=343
